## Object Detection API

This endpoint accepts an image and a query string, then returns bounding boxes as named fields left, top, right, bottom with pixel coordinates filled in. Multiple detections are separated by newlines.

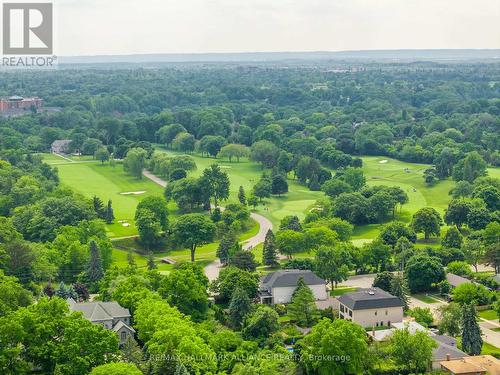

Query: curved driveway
left=142, top=170, right=273, bottom=281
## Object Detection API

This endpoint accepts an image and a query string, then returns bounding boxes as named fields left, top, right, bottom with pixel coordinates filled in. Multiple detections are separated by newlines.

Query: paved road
left=143, top=170, right=167, bottom=187
left=142, top=169, right=273, bottom=281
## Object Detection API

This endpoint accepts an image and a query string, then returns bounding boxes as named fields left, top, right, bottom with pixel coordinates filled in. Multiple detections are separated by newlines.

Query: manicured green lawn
left=482, top=341, right=500, bottom=357
left=349, top=156, right=457, bottom=244
left=44, top=155, right=166, bottom=237
left=330, top=287, right=358, bottom=297
left=478, top=309, right=498, bottom=321
left=412, top=294, right=440, bottom=304
left=157, top=148, right=324, bottom=229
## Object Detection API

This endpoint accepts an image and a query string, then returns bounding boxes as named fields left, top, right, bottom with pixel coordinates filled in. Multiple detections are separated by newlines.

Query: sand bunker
left=122, top=223, right=130, bottom=227
left=379, top=160, right=388, bottom=164
left=120, top=191, right=145, bottom=195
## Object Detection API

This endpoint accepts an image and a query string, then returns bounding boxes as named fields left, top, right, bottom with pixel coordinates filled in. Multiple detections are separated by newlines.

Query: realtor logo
left=3, top=3, right=53, bottom=54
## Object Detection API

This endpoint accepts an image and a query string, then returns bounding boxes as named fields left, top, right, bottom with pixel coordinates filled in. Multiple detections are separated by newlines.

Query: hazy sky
left=56, top=0, right=500, bottom=55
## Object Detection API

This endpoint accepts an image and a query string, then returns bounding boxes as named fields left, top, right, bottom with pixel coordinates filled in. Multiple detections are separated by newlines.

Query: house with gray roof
left=446, top=273, right=472, bottom=289
left=431, top=335, right=468, bottom=370
left=68, top=299, right=135, bottom=344
left=259, top=269, right=327, bottom=304
left=337, top=287, right=404, bottom=328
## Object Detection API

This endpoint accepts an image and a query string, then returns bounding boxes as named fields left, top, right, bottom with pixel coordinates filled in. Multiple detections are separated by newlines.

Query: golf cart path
left=142, top=170, right=273, bottom=281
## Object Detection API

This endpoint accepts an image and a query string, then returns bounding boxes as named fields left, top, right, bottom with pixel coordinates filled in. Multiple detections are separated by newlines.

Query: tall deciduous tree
left=314, top=246, right=350, bottom=289
left=299, top=318, right=369, bottom=375
left=200, top=164, right=230, bottom=207
left=172, top=213, right=216, bottom=261
left=135, top=208, right=163, bottom=250
left=411, top=207, right=442, bottom=240
left=389, top=328, right=437, bottom=373
left=123, top=147, right=148, bottom=179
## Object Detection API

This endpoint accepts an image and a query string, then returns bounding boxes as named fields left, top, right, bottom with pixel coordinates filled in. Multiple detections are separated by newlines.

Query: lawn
left=478, top=309, right=498, bottom=321
left=330, top=286, right=358, bottom=297
left=42, top=154, right=166, bottom=237
left=156, top=148, right=324, bottom=229
left=412, top=294, right=440, bottom=304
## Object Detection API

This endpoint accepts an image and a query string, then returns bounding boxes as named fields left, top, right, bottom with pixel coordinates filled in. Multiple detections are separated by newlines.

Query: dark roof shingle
left=337, top=287, right=404, bottom=310
left=261, top=269, right=325, bottom=288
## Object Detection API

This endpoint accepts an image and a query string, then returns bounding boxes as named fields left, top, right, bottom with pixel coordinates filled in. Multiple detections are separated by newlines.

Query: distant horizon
left=62, top=48, right=500, bottom=59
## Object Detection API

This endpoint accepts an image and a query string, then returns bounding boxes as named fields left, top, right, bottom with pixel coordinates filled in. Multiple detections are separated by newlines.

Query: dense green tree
left=287, top=278, right=319, bottom=327
left=159, top=263, right=209, bottom=321
left=452, top=151, right=487, bottom=183
left=242, top=306, right=280, bottom=341
left=452, top=283, right=490, bottom=306
left=372, top=271, right=394, bottom=292
left=135, top=208, right=163, bottom=250
left=314, top=246, right=350, bottom=289
left=90, top=363, right=142, bottom=375
left=411, top=207, right=442, bottom=240
left=408, top=307, right=434, bottom=327
left=172, top=213, right=216, bottom=261
left=437, top=303, right=462, bottom=337
left=461, top=304, right=483, bottom=355
left=200, top=164, right=230, bottom=207
left=210, top=266, right=259, bottom=302
left=341, top=167, right=366, bottom=191
left=271, top=173, right=288, bottom=195
left=94, top=147, right=110, bottom=164
left=389, top=328, right=437, bottom=373
left=279, top=215, right=302, bottom=231
left=123, top=147, right=148, bottom=179
left=262, top=229, right=278, bottom=267
left=85, top=240, right=104, bottom=289
left=321, top=179, right=352, bottom=198
left=252, top=176, right=272, bottom=201
left=217, top=143, right=250, bottom=162
left=250, top=140, right=279, bottom=168
left=379, top=221, right=416, bottom=248
left=105, top=200, right=115, bottom=224
left=228, top=287, right=252, bottom=329
left=0, top=297, right=119, bottom=375
left=390, top=273, right=410, bottom=310
left=442, top=227, right=463, bottom=248
left=135, top=196, right=169, bottom=230
left=229, top=250, right=258, bottom=272
left=238, top=185, right=246, bottom=205
left=299, top=318, right=369, bottom=375
left=444, top=199, right=471, bottom=229
left=462, top=238, right=485, bottom=273
left=275, top=229, right=304, bottom=258
left=0, top=271, right=32, bottom=317
left=405, top=254, right=445, bottom=292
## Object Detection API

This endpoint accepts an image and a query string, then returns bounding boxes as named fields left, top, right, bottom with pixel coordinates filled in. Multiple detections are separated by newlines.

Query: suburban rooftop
left=260, top=269, right=325, bottom=289
left=337, top=287, right=404, bottom=310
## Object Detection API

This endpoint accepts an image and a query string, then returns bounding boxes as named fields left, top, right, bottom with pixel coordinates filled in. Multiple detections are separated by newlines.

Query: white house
left=259, top=269, right=327, bottom=304
left=337, top=287, right=404, bottom=328
left=68, top=298, right=135, bottom=344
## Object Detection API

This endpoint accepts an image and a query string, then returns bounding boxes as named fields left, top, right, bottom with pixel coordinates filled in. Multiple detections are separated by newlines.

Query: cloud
left=55, top=0, right=500, bottom=55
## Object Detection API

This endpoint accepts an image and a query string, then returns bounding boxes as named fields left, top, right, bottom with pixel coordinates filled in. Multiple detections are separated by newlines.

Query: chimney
left=446, top=354, right=451, bottom=361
